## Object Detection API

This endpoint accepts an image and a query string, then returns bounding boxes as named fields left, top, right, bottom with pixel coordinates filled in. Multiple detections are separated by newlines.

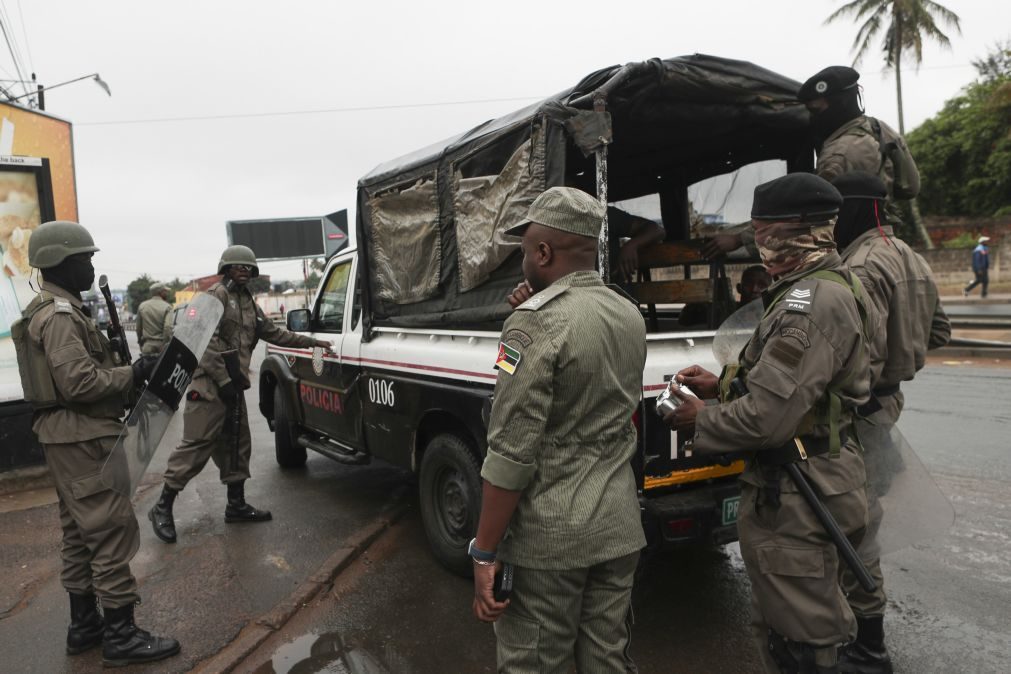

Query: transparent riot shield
left=854, top=419, right=955, bottom=556
left=101, top=293, right=223, bottom=496
left=712, top=298, right=764, bottom=368
left=712, top=297, right=954, bottom=556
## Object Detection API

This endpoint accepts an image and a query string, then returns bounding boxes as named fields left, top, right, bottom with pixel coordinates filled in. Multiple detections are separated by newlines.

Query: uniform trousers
left=494, top=551, right=639, bottom=674
left=44, top=437, right=140, bottom=608
left=740, top=481, right=868, bottom=671
left=164, top=389, right=251, bottom=491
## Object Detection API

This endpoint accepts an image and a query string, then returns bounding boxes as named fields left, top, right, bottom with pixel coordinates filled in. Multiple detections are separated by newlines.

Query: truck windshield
left=316, top=262, right=351, bottom=332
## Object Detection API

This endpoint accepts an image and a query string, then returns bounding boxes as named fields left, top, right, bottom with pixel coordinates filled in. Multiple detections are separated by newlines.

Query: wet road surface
left=237, top=360, right=1011, bottom=674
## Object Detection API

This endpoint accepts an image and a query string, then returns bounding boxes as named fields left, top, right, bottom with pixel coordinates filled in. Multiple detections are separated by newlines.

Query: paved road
left=0, top=339, right=410, bottom=673
left=236, top=360, right=1011, bottom=674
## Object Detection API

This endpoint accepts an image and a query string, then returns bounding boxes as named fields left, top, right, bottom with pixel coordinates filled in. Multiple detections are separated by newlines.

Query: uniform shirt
left=27, top=282, right=134, bottom=444
left=692, top=253, right=871, bottom=496
left=136, top=296, right=174, bottom=355
left=840, top=226, right=951, bottom=392
left=481, top=270, right=647, bottom=569
left=194, top=281, right=318, bottom=392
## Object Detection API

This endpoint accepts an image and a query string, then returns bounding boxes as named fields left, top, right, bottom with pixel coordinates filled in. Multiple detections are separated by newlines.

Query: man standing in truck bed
left=470, top=187, right=647, bottom=672
left=148, top=244, right=332, bottom=543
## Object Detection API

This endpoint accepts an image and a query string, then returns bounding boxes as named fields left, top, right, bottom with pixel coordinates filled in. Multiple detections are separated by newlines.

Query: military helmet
left=28, top=221, right=99, bottom=269
left=217, top=244, right=259, bottom=277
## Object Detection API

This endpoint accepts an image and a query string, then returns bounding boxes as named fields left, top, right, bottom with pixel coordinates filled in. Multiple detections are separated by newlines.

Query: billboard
left=0, top=104, right=75, bottom=404
left=226, top=209, right=347, bottom=261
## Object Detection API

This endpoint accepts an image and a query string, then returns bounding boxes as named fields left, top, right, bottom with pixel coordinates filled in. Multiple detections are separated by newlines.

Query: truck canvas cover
left=357, top=53, right=810, bottom=328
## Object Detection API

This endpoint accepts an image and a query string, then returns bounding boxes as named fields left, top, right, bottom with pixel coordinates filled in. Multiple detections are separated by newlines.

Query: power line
left=15, top=0, right=32, bottom=76
left=0, top=6, right=26, bottom=97
left=75, top=95, right=546, bottom=127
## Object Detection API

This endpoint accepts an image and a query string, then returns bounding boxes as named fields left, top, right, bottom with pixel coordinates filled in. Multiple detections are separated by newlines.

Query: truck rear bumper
left=642, top=479, right=741, bottom=548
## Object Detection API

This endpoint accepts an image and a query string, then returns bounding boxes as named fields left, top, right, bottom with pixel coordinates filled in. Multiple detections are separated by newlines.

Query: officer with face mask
left=148, top=245, right=333, bottom=544
left=664, top=174, right=876, bottom=673
left=13, top=221, right=180, bottom=666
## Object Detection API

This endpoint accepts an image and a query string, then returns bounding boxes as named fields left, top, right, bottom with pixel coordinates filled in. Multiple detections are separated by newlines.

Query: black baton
left=783, top=462, right=877, bottom=594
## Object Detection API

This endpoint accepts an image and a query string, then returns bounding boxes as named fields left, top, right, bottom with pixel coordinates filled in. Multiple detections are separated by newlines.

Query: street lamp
left=3, top=73, right=111, bottom=110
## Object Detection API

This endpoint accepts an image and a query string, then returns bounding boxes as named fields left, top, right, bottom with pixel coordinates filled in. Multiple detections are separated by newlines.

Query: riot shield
left=713, top=298, right=764, bottom=367
left=101, top=293, right=223, bottom=496
left=854, top=419, right=955, bottom=556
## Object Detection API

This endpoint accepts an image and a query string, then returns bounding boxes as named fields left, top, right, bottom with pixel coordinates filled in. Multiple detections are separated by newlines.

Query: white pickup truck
left=257, top=54, right=814, bottom=574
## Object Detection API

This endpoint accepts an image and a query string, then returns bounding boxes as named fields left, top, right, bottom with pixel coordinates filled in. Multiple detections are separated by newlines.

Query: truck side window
left=315, top=262, right=352, bottom=332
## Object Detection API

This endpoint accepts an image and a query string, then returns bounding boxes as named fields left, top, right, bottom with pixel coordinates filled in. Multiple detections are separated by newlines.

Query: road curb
left=193, top=498, right=411, bottom=673
left=936, top=346, right=1011, bottom=359
left=0, top=464, right=52, bottom=497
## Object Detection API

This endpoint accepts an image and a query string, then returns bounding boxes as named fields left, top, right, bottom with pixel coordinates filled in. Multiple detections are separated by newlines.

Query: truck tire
left=419, top=433, right=482, bottom=577
left=274, top=386, right=307, bottom=468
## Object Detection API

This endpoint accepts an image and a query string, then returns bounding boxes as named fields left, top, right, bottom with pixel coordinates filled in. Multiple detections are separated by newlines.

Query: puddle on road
left=254, top=631, right=397, bottom=674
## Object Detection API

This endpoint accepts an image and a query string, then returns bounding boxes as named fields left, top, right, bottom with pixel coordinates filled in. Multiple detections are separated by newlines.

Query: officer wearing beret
left=799, top=66, right=918, bottom=221
left=13, top=221, right=179, bottom=666
left=471, top=186, right=647, bottom=672
left=664, top=174, right=874, bottom=673
left=832, top=171, right=950, bottom=673
left=135, top=281, right=174, bottom=356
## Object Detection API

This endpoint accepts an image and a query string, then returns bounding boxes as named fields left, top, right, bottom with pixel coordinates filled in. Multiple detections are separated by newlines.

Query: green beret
left=798, top=66, right=860, bottom=102
left=751, top=173, right=842, bottom=222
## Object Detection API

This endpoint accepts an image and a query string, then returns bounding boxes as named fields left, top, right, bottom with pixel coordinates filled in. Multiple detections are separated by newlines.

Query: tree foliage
left=126, top=274, right=154, bottom=314
left=906, top=44, right=1011, bottom=217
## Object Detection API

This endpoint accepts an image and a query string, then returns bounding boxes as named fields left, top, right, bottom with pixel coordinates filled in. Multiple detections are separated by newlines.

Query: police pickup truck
left=258, top=54, right=814, bottom=575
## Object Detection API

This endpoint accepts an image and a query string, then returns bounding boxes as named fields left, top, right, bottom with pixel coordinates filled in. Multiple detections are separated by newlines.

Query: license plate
left=721, top=496, right=740, bottom=526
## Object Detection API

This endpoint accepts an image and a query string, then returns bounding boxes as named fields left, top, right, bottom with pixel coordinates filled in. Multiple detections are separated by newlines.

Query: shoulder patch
left=494, top=341, right=522, bottom=375
left=782, top=279, right=817, bottom=314
left=780, top=327, right=811, bottom=349
left=502, top=328, right=533, bottom=348
left=516, top=284, right=568, bottom=311
left=767, top=339, right=805, bottom=370
left=54, top=299, right=73, bottom=314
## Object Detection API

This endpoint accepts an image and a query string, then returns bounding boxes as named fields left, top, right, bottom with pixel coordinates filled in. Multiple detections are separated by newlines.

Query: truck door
left=299, top=258, right=363, bottom=448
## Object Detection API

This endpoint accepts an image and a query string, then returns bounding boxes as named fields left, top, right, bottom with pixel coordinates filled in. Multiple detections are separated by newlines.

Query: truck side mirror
left=286, top=309, right=311, bottom=332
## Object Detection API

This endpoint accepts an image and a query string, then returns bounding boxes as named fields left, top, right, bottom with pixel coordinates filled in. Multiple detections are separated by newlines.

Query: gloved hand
left=218, top=381, right=238, bottom=403
left=131, top=356, right=156, bottom=387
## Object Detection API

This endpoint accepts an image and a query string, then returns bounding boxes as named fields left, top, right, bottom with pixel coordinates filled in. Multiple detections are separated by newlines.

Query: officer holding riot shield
left=832, top=171, right=951, bottom=672
left=12, top=221, right=180, bottom=666
left=149, top=245, right=332, bottom=543
left=663, top=174, right=874, bottom=673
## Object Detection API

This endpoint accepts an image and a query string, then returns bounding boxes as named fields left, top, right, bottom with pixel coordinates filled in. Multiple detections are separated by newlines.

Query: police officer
left=14, top=221, right=179, bottom=666
left=832, top=171, right=950, bottom=673
left=664, top=174, right=873, bottom=673
left=471, top=187, right=646, bottom=672
left=135, top=281, right=173, bottom=356
left=148, top=245, right=332, bottom=543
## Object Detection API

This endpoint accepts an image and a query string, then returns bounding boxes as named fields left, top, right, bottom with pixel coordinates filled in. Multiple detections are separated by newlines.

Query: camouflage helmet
left=217, top=244, right=259, bottom=277
left=28, top=220, right=99, bottom=269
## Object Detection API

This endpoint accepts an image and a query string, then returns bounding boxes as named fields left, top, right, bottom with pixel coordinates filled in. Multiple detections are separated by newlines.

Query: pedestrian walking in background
left=964, top=236, right=990, bottom=297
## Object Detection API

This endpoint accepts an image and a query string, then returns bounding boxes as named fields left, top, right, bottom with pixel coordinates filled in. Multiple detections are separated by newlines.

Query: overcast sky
left=7, top=0, right=1008, bottom=287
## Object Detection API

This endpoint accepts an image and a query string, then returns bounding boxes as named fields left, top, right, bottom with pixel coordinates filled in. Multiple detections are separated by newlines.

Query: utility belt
left=755, top=430, right=849, bottom=466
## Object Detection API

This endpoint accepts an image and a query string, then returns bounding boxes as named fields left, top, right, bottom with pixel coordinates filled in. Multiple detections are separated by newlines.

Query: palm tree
left=826, top=0, right=961, bottom=248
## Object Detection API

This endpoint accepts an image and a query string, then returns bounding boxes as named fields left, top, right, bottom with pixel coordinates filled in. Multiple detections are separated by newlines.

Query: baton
left=784, top=462, right=877, bottom=593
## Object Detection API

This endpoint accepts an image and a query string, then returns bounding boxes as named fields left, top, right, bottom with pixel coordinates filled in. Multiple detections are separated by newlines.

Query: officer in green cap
left=471, top=186, right=646, bottom=672
left=663, top=173, right=876, bottom=673
left=148, top=244, right=333, bottom=543
left=12, top=220, right=180, bottom=666
left=135, top=281, right=174, bottom=356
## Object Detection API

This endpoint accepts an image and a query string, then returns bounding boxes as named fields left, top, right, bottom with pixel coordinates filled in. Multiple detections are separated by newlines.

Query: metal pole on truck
left=594, top=94, right=610, bottom=282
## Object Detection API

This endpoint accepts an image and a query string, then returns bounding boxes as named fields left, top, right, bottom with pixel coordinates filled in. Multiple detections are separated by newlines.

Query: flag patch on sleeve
left=495, top=342, right=522, bottom=375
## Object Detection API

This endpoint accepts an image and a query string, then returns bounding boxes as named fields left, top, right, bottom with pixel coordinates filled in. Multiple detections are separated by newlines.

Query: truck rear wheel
left=419, top=433, right=482, bottom=577
left=274, top=387, right=307, bottom=468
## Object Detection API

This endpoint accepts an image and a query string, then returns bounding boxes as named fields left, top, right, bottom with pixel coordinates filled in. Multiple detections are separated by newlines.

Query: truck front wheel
left=419, top=433, right=482, bottom=577
left=273, top=387, right=307, bottom=468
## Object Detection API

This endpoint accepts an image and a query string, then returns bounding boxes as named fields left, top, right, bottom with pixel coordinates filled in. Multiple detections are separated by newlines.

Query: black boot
left=839, top=616, right=893, bottom=674
left=224, top=481, right=272, bottom=522
left=67, top=592, right=104, bottom=655
left=147, top=485, right=178, bottom=543
left=101, top=603, right=180, bottom=667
